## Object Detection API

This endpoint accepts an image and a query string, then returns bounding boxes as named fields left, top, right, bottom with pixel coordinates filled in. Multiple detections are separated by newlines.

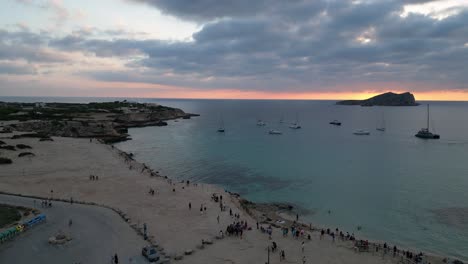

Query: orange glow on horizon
left=140, top=88, right=468, bottom=101
left=4, top=75, right=468, bottom=101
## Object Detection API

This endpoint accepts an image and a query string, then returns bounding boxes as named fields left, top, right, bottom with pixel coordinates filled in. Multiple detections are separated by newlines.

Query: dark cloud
left=129, top=0, right=272, bottom=21
left=2, top=0, right=468, bottom=93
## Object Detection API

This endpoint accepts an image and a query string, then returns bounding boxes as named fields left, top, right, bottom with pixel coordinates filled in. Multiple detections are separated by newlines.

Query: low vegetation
left=0, top=157, right=13, bottom=164
left=0, top=205, right=22, bottom=228
left=0, top=145, right=16, bottom=151
left=16, top=144, right=32, bottom=149
left=18, top=152, right=35, bottom=157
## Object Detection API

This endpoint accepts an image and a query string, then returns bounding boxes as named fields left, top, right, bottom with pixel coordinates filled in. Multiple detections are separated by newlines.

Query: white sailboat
left=257, top=119, right=266, bottom=126
left=269, top=129, right=282, bottom=135
left=217, top=116, right=225, bottom=133
left=289, top=113, right=301, bottom=129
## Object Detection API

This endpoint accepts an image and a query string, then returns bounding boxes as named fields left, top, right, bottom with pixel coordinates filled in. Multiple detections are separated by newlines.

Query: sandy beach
left=0, top=134, right=445, bottom=263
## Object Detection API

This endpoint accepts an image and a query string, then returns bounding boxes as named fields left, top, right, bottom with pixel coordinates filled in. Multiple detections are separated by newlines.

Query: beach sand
left=0, top=135, right=444, bottom=263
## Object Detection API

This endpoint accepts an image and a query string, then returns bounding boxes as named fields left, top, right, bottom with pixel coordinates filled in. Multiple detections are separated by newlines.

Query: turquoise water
left=2, top=97, right=467, bottom=260
left=115, top=99, right=468, bottom=261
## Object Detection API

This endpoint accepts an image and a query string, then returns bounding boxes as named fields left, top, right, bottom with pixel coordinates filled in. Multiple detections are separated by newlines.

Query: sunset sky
left=0, top=0, right=467, bottom=100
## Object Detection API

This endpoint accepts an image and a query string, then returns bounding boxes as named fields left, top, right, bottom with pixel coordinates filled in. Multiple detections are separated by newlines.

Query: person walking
left=113, top=253, right=119, bottom=264
left=301, top=241, right=305, bottom=252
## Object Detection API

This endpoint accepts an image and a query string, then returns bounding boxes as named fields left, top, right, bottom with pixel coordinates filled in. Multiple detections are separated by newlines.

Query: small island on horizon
left=336, top=92, right=419, bottom=106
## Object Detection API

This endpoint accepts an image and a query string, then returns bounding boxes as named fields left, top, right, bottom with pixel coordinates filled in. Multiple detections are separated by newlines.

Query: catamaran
left=415, top=104, right=439, bottom=139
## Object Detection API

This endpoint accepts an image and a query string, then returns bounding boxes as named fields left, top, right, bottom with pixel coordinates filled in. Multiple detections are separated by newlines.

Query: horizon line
left=1, top=95, right=468, bottom=102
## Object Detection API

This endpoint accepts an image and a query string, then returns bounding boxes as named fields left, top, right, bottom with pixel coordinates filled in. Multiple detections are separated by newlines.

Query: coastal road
left=0, top=194, right=149, bottom=264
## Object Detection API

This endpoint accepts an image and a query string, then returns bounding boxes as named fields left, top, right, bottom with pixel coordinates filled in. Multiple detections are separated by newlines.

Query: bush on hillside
left=18, top=152, right=35, bottom=158
left=0, top=145, right=15, bottom=151
left=0, top=157, right=12, bottom=164
left=16, top=144, right=32, bottom=149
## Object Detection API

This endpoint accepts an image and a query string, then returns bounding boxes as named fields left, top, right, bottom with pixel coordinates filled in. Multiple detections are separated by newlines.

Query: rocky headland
left=0, top=101, right=198, bottom=143
left=336, top=92, right=419, bottom=106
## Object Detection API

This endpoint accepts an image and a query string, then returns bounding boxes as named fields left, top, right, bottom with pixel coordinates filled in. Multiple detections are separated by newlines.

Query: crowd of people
left=225, top=220, right=250, bottom=238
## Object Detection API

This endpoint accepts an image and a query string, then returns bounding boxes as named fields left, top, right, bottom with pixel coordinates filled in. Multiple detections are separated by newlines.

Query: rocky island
left=0, top=101, right=198, bottom=142
left=336, top=92, right=418, bottom=106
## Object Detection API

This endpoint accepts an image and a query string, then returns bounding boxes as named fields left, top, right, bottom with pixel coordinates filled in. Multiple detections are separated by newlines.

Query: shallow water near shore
left=115, top=99, right=468, bottom=261
left=2, top=97, right=468, bottom=260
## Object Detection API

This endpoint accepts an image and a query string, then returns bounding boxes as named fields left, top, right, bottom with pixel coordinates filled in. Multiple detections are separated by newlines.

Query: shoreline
left=0, top=129, right=460, bottom=263
left=110, top=137, right=453, bottom=263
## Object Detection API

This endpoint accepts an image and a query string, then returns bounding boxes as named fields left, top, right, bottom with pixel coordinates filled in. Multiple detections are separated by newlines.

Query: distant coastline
left=336, top=92, right=419, bottom=106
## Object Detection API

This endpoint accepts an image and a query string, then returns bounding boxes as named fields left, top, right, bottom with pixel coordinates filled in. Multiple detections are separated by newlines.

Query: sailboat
left=353, top=129, right=370, bottom=135
left=257, top=119, right=266, bottom=126
left=415, top=104, right=440, bottom=139
left=217, top=116, right=225, bottom=133
left=269, top=129, right=282, bottom=135
left=329, top=120, right=341, bottom=126
left=376, top=110, right=385, bottom=131
left=289, top=113, right=301, bottom=129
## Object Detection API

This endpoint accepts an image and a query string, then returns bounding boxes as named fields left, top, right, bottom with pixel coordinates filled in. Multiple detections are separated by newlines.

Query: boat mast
left=382, top=111, right=385, bottom=128
left=427, top=104, right=429, bottom=130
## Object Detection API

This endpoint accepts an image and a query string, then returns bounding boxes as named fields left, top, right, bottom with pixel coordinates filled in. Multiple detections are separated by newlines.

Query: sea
left=2, top=96, right=468, bottom=260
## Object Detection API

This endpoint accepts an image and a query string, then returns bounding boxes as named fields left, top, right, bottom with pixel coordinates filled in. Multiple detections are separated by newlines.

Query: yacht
left=217, top=116, right=225, bottom=133
left=269, top=129, right=282, bottom=135
left=289, top=113, right=302, bottom=129
left=353, top=129, right=370, bottom=135
left=329, top=120, right=341, bottom=126
left=257, top=120, right=266, bottom=126
left=289, top=123, right=301, bottom=129
left=415, top=105, right=440, bottom=139
left=376, top=110, right=386, bottom=131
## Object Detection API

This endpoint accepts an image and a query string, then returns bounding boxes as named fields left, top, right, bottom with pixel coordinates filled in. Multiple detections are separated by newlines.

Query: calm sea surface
left=2, top=97, right=468, bottom=260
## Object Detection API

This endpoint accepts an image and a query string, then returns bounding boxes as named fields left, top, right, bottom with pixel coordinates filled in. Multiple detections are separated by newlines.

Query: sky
left=0, top=0, right=467, bottom=100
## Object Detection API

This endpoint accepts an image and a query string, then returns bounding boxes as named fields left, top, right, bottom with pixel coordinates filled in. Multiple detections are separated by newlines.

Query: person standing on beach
left=301, top=241, right=305, bottom=252
left=296, top=213, right=299, bottom=221
left=217, top=215, right=219, bottom=223
left=189, top=202, right=191, bottom=210
left=302, top=256, right=306, bottom=264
